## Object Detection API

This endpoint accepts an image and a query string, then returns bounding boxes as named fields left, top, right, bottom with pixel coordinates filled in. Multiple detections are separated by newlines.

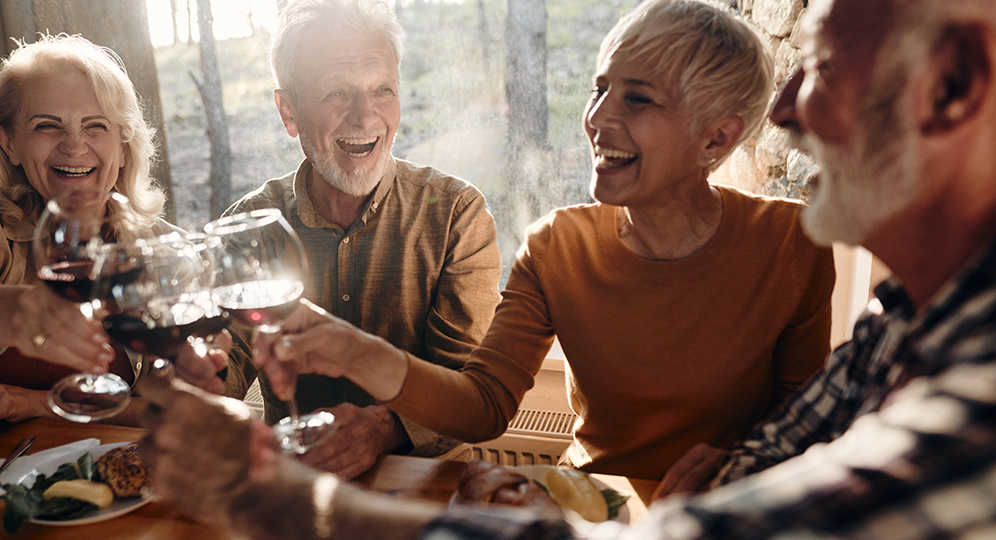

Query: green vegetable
left=601, top=488, right=630, bottom=520
left=1, top=452, right=99, bottom=534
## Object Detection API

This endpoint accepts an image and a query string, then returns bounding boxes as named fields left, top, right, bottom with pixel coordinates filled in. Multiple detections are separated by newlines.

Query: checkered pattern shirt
left=421, top=241, right=996, bottom=539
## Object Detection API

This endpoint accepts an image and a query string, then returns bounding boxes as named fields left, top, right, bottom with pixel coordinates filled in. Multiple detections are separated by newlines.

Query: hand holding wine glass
left=32, top=190, right=140, bottom=421
left=203, top=208, right=337, bottom=455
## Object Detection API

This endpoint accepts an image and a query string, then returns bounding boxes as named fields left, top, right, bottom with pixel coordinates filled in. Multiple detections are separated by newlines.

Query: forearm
left=341, top=332, right=411, bottom=402
left=0, top=383, right=53, bottom=423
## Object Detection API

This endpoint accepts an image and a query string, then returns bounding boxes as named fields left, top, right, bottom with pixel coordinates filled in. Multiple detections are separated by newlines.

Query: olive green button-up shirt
left=223, top=157, right=502, bottom=456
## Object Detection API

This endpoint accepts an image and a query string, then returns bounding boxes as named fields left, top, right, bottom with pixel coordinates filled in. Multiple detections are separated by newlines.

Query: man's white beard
left=799, top=99, right=923, bottom=247
left=303, top=134, right=390, bottom=197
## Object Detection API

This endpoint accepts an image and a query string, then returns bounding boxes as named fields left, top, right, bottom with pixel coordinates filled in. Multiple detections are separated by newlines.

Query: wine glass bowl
left=34, top=190, right=135, bottom=308
left=93, top=233, right=222, bottom=360
left=202, top=209, right=336, bottom=454
left=203, top=208, right=307, bottom=334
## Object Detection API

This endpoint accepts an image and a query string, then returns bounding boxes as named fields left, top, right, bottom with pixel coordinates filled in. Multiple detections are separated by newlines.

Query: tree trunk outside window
left=192, top=0, right=233, bottom=219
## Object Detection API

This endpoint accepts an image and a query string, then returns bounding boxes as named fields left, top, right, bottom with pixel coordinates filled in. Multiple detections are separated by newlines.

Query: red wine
left=215, top=280, right=304, bottom=328
left=103, top=314, right=229, bottom=358
left=38, top=260, right=95, bottom=303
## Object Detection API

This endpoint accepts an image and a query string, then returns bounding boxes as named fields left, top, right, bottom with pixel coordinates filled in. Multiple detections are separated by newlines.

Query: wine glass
left=202, top=208, right=337, bottom=454
left=92, top=232, right=227, bottom=368
left=33, top=190, right=140, bottom=422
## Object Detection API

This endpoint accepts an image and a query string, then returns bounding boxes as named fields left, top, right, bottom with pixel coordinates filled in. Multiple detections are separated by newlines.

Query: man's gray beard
left=302, top=136, right=389, bottom=197
left=799, top=97, right=923, bottom=247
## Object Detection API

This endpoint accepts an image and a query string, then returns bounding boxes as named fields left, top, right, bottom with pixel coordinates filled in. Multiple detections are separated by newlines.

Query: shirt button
left=342, top=294, right=350, bottom=301
left=343, top=237, right=350, bottom=244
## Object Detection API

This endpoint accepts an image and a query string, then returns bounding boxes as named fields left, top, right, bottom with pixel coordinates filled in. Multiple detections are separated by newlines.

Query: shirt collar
left=293, top=156, right=397, bottom=230
left=881, top=239, right=996, bottom=365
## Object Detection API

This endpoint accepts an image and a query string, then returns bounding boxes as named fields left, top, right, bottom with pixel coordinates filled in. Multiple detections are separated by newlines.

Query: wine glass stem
left=285, top=396, right=302, bottom=424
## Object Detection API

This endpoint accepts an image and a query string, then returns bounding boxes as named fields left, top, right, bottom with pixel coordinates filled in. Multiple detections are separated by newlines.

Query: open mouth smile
left=53, top=166, right=96, bottom=177
left=336, top=137, right=379, bottom=157
left=594, top=145, right=637, bottom=168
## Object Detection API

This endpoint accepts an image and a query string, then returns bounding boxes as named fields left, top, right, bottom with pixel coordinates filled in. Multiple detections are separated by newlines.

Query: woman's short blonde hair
left=598, top=0, right=774, bottom=151
left=0, top=33, right=164, bottom=227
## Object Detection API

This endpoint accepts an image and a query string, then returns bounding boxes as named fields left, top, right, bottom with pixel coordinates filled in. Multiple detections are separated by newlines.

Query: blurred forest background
left=152, top=0, right=643, bottom=278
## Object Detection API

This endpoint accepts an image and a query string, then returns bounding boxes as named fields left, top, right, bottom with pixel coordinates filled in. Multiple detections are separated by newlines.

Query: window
left=149, top=0, right=640, bottom=281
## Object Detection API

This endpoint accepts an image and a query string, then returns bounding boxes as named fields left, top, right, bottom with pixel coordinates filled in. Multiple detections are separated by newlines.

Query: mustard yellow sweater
left=389, top=186, right=835, bottom=480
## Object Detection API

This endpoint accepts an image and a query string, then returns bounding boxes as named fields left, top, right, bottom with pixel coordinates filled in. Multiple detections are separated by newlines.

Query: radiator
left=244, top=385, right=578, bottom=467
left=471, top=408, right=577, bottom=466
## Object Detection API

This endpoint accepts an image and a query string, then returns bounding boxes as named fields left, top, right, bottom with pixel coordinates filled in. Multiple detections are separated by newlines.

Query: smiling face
left=583, top=52, right=703, bottom=209
left=0, top=70, right=125, bottom=203
left=280, top=30, right=401, bottom=198
left=774, top=0, right=924, bottom=245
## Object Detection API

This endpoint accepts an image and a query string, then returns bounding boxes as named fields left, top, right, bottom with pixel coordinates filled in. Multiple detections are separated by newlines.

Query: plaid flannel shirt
left=422, top=241, right=996, bottom=539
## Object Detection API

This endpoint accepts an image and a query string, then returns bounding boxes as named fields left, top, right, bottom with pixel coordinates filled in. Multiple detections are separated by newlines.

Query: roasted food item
left=457, top=460, right=560, bottom=512
left=95, top=443, right=150, bottom=498
left=43, top=479, right=114, bottom=508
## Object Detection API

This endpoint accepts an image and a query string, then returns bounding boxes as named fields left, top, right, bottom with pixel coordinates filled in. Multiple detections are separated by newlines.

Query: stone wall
left=711, top=0, right=819, bottom=202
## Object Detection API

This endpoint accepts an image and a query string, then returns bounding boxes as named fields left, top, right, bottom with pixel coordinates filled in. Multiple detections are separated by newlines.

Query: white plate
left=9, top=442, right=152, bottom=526
left=450, top=464, right=630, bottom=524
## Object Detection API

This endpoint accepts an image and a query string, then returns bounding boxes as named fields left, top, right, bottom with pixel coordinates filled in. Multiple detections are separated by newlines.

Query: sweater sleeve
left=387, top=216, right=556, bottom=442
left=767, top=229, right=836, bottom=412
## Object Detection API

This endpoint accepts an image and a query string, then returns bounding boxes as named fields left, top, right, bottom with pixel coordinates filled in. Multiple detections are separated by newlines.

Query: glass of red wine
left=203, top=208, right=337, bottom=454
left=95, top=231, right=226, bottom=351
left=33, top=190, right=141, bottom=421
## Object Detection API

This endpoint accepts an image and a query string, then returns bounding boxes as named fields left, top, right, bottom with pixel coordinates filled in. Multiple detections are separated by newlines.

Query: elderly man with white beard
left=137, top=0, right=996, bottom=537
left=653, top=0, right=996, bottom=501
left=214, top=0, right=502, bottom=481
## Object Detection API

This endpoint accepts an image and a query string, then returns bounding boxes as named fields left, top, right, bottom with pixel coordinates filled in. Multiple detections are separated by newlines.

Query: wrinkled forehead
left=802, top=0, right=901, bottom=77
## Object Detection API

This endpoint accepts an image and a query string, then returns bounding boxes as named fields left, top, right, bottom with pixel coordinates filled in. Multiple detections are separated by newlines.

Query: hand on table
left=653, top=443, right=729, bottom=500
left=3, top=283, right=115, bottom=373
left=173, top=330, right=232, bottom=394
left=298, top=403, right=408, bottom=480
left=0, top=383, right=55, bottom=423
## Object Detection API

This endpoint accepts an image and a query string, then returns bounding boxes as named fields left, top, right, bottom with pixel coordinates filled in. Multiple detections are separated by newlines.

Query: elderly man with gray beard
left=216, top=0, right=502, bottom=481
left=137, top=0, right=996, bottom=537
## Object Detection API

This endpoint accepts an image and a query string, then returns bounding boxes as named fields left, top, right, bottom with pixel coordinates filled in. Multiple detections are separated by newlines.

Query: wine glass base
left=48, top=373, right=131, bottom=423
left=272, top=411, right=338, bottom=455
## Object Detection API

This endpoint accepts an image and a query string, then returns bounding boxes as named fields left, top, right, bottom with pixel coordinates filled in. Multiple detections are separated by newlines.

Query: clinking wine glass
left=202, top=208, right=337, bottom=454
left=33, top=190, right=141, bottom=422
left=90, top=233, right=227, bottom=391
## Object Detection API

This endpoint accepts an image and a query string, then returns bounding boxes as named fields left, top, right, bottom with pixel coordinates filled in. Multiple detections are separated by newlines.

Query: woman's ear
left=0, top=128, right=20, bottom=166
left=918, top=24, right=991, bottom=135
left=699, top=116, right=745, bottom=167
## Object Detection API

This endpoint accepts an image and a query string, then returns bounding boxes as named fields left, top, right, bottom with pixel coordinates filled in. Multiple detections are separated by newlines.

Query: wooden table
left=0, top=418, right=657, bottom=539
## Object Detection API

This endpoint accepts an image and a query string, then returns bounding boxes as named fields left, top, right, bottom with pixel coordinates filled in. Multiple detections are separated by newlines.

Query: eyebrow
left=27, top=114, right=109, bottom=123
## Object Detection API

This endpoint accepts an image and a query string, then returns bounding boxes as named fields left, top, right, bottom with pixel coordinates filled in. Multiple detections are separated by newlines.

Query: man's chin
left=800, top=202, right=867, bottom=247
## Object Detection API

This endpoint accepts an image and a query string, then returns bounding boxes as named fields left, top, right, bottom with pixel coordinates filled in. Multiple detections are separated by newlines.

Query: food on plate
left=457, top=460, right=561, bottom=512
left=455, top=461, right=630, bottom=522
left=543, top=467, right=608, bottom=522
left=1, top=443, right=152, bottom=533
left=43, top=479, right=114, bottom=508
left=96, top=443, right=150, bottom=497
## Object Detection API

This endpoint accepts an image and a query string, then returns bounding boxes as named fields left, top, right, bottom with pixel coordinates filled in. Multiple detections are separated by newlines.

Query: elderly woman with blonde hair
left=0, top=34, right=182, bottom=424
left=253, top=0, right=836, bottom=481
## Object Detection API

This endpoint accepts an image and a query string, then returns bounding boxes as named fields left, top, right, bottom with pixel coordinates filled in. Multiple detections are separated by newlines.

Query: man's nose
left=347, top=92, right=376, bottom=126
left=769, top=68, right=804, bottom=129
